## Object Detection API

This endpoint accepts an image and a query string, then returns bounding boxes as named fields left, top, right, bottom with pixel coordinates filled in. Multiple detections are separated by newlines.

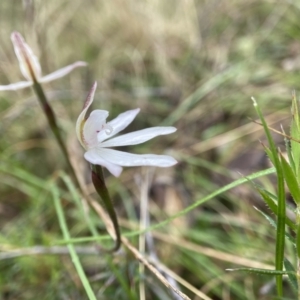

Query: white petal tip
left=0, top=81, right=33, bottom=91
left=84, top=150, right=123, bottom=177
left=111, top=168, right=123, bottom=177
left=163, top=157, right=178, bottom=167
left=168, top=126, right=177, bottom=133
left=74, top=61, right=88, bottom=67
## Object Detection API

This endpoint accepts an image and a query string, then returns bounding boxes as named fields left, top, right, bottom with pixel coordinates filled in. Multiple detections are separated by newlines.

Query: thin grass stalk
left=253, top=98, right=286, bottom=296
left=59, top=172, right=99, bottom=237
left=296, top=209, right=300, bottom=298
left=51, top=184, right=97, bottom=300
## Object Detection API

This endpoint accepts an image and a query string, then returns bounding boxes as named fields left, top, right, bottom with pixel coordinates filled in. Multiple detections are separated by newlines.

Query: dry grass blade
left=119, top=219, right=273, bottom=270
left=82, top=190, right=192, bottom=299
left=121, top=236, right=192, bottom=300
left=0, top=245, right=100, bottom=260
left=153, top=232, right=273, bottom=270
left=148, top=256, right=213, bottom=300
left=187, top=112, right=288, bottom=154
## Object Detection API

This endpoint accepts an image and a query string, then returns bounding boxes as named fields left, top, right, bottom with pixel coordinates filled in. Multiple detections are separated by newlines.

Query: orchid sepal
left=0, top=31, right=87, bottom=91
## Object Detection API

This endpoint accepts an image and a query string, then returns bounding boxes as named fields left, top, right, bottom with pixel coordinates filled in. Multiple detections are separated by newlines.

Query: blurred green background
left=1, top=1, right=299, bottom=299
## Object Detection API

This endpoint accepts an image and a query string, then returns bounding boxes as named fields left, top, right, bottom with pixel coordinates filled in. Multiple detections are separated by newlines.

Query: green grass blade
left=59, top=172, right=99, bottom=237
left=51, top=185, right=97, bottom=300
left=284, top=257, right=298, bottom=293
left=285, top=135, right=296, bottom=173
left=0, top=160, right=46, bottom=189
left=291, top=95, right=300, bottom=179
left=281, top=153, right=300, bottom=205
left=253, top=98, right=286, bottom=296
left=297, top=224, right=300, bottom=260
left=263, top=145, right=275, bottom=166
left=254, top=207, right=295, bottom=245
left=227, top=268, right=294, bottom=276
left=255, top=186, right=296, bottom=231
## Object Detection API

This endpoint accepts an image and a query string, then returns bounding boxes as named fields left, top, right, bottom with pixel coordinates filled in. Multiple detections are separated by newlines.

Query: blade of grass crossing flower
left=255, top=186, right=296, bottom=231
left=252, top=98, right=286, bottom=297
left=51, top=185, right=97, bottom=300
left=280, top=153, right=300, bottom=205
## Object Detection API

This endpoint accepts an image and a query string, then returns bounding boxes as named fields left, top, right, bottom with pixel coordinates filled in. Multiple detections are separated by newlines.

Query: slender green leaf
left=297, top=224, right=300, bottom=260
left=255, top=185, right=296, bottom=231
left=0, top=161, right=46, bottom=189
left=284, top=257, right=298, bottom=292
left=263, top=145, right=275, bottom=166
left=290, top=95, right=300, bottom=179
left=253, top=98, right=286, bottom=296
left=285, top=136, right=296, bottom=174
left=59, top=172, right=99, bottom=237
left=51, top=185, right=97, bottom=300
left=254, top=207, right=295, bottom=245
left=227, top=268, right=294, bottom=276
left=281, top=153, right=300, bottom=205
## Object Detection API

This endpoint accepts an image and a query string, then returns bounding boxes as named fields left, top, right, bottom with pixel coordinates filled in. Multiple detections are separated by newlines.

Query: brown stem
left=91, top=164, right=121, bottom=252
left=31, top=79, right=81, bottom=189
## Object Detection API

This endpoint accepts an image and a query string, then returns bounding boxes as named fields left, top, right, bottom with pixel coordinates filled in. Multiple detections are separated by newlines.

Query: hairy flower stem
left=91, top=164, right=121, bottom=251
left=32, top=79, right=80, bottom=188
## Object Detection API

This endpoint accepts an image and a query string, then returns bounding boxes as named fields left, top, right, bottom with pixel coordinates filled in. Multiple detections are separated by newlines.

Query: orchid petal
left=83, top=110, right=109, bottom=147
left=100, top=126, right=176, bottom=148
left=0, top=81, right=33, bottom=91
left=39, top=61, right=87, bottom=83
left=11, top=32, right=41, bottom=81
left=84, top=149, right=123, bottom=177
left=97, top=108, right=140, bottom=143
left=76, top=82, right=97, bottom=148
left=98, top=148, right=177, bottom=167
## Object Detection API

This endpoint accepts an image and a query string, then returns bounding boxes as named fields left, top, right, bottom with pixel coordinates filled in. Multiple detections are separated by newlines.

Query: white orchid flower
left=0, top=31, right=87, bottom=91
left=76, top=82, right=177, bottom=177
